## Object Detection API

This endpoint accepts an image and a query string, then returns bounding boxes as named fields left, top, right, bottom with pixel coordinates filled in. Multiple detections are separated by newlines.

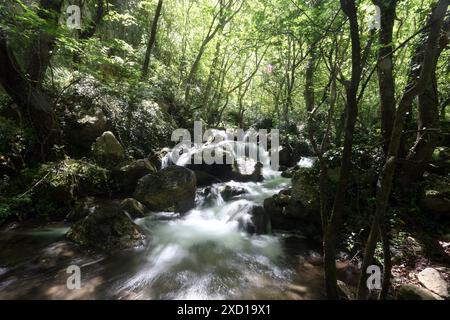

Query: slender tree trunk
left=399, top=17, right=450, bottom=186
left=374, top=0, right=397, bottom=152
left=379, top=219, right=392, bottom=300
left=323, top=0, right=362, bottom=300
left=142, top=0, right=164, bottom=79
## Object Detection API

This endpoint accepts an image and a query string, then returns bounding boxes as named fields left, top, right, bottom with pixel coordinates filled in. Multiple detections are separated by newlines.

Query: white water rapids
left=0, top=132, right=323, bottom=300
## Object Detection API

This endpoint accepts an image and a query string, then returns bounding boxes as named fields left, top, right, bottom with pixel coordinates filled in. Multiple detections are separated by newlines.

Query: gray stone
left=92, top=131, right=126, bottom=168
left=418, top=268, right=449, bottom=298
left=133, top=165, right=196, bottom=213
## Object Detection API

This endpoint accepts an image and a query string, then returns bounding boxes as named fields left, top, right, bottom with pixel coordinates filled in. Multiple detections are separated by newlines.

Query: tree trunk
left=323, top=0, right=362, bottom=300
left=0, top=33, right=59, bottom=157
left=142, top=0, right=164, bottom=78
left=399, top=17, right=450, bottom=186
left=26, top=0, right=64, bottom=88
left=373, top=0, right=397, bottom=153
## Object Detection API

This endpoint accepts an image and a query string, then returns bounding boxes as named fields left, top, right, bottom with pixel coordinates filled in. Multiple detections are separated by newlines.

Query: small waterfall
left=116, top=132, right=293, bottom=299
left=161, top=129, right=279, bottom=179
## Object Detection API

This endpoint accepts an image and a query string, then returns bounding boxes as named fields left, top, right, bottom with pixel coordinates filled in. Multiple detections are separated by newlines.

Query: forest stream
left=0, top=139, right=325, bottom=300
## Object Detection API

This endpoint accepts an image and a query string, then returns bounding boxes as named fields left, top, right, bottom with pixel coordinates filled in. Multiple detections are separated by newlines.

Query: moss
left=4, top=158, right=110, bottom=221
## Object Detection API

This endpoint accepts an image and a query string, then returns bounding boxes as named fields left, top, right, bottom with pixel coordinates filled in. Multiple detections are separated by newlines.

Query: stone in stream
left=417, top=268, right=449, bottom=298
left=120, top=198, right=147, bottom=218
left=219, top=185, right=247, bottom=201
left=263, top=188, right=320, bottom=238
left=133, top=165, right=197, bottom=213
left=66, top=199, right=146, bottom=251
left=238, top=205, right=271, bottom=235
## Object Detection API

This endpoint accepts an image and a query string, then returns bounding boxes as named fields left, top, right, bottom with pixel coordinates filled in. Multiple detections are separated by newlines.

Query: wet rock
left=112, top=159, right=157, bottom=195
left=220, top=185, right=247, bottom=201
left=193, top=170, right=222, bottom=186
left=279, top=146, right=293, bottom=167
left=231, top=161, right=264, bottom=183
left=66, top=197, right=96, bottom=222
left=263, top=188, right=320, bottom=237
left=133, top=166, right=196, bottom=213
left=66, top=199, right=146, bottom=251
left=417, top=268, right=449, bottom=298
left=148, top=148, right=171, bottom=170
left=397, top=284, right=443, bottom=300
left=120, top=198, right=147, bottom=218
left=91, top=131, right=127, bottom=168
left=238, top=205, right=271, bottom=235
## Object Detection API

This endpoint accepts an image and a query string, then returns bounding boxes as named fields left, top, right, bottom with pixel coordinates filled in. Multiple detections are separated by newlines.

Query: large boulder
left=247, top=205, right=271, bottom=234
left=263, top=188, right=320, bottom=237
left=417, top=268, right=449, bottom=298
left=112, top=159, right=157, bottom=195
left=419, top=174, right=450, bottom=215
left=65, top=107, right=107, bottom=149
left=133, top=166, right=196, bottom=213
left=92, top=131, right=127, bottom=168
left=66, top=199, right=146, bottom=251
left=235, top=205, right=271, bottom=235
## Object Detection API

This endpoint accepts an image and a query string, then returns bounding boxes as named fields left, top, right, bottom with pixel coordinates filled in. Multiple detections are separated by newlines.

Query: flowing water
left=0, top=135, right=325, bottom=300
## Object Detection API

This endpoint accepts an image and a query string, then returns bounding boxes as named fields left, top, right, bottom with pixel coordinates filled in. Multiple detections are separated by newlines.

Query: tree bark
left=142, top=0, right=163, bottom=79
left=399, top=17, right=450, bottom=186
left=26, top=0, right=64, bottom=88
left=0, top=32, right=59, bottom=157
left=323, top=0, right=362, bottom=300
left=373, top=0, right=397, bottom=153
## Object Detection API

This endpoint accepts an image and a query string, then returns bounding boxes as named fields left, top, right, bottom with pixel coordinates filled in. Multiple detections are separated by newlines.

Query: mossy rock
left=291, top=166, right=320, bottom=213
left=8, top=158, right=110, bottom=220
left=111, top=159, right=157, bottom=195
left=66, top=200, right=146, bottom=251
left=133, top=165, right=196, bottom=213
left=91, top=131, right=127, bottom=168
left=35, top=159, right=110, bottom=200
